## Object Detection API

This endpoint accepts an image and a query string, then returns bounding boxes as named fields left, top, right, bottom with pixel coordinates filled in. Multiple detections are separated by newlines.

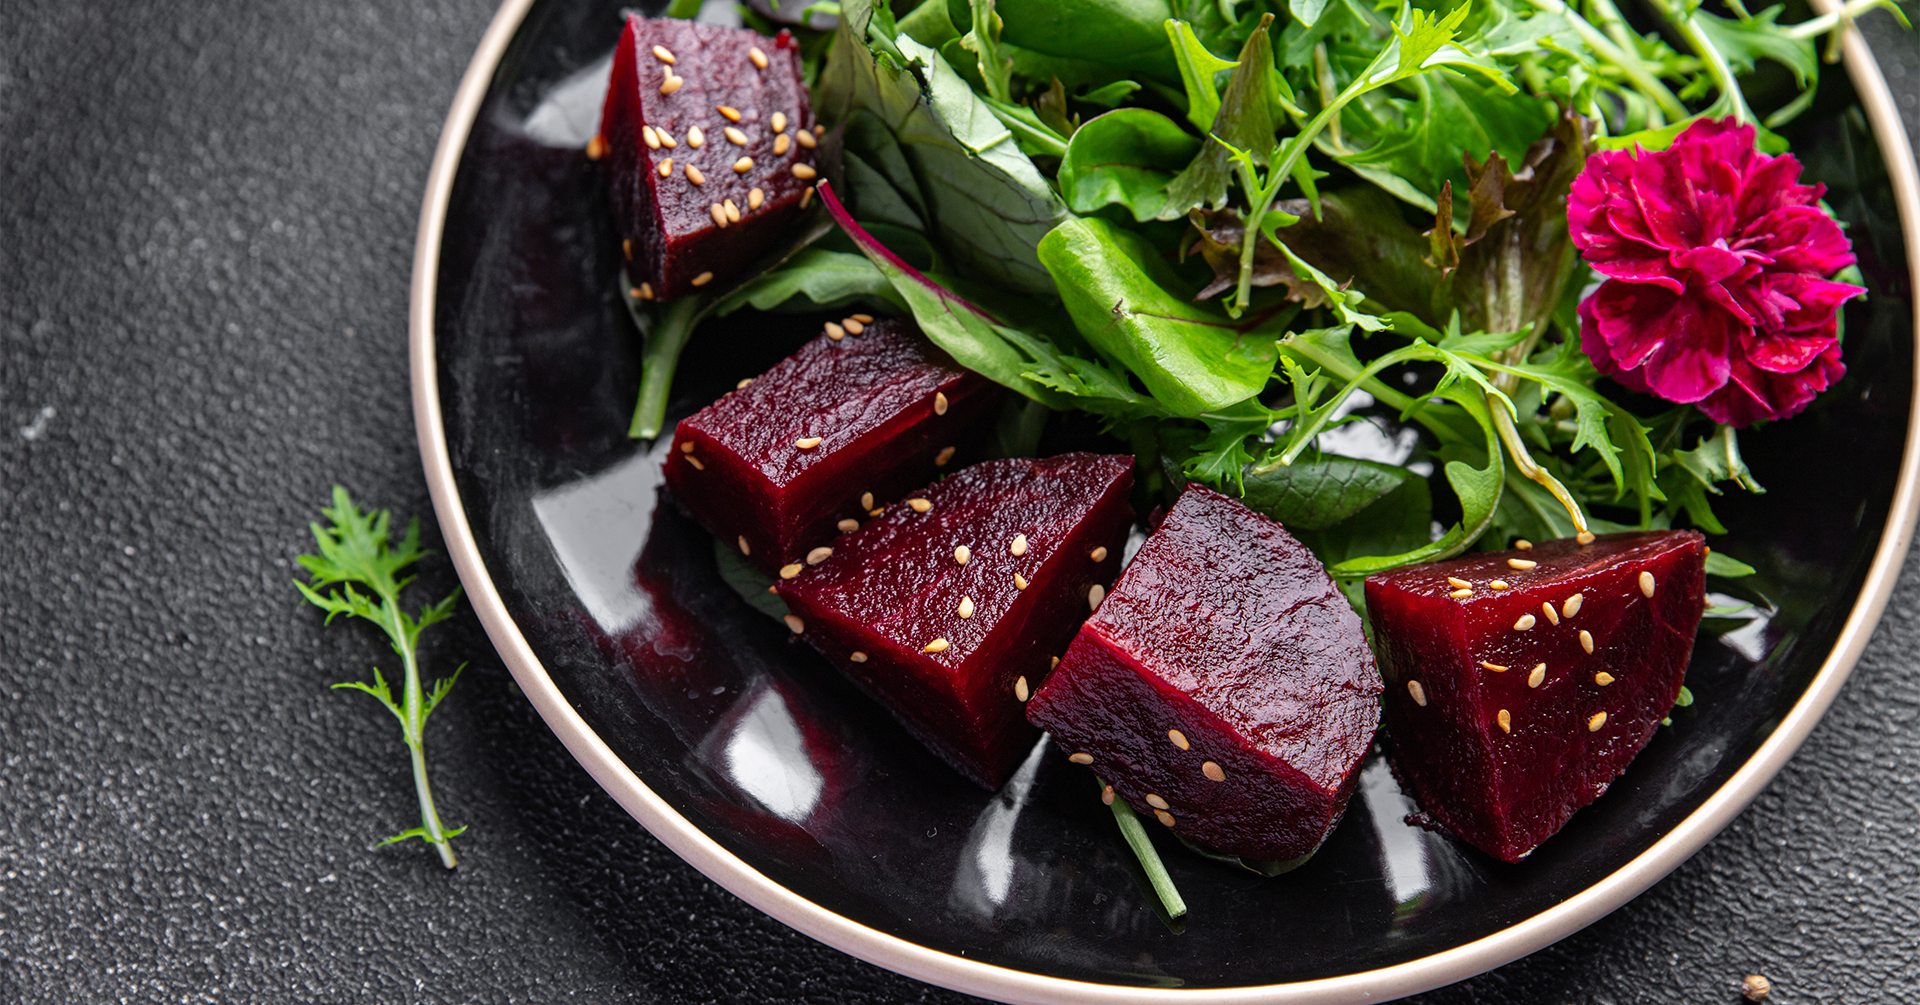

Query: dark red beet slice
left=1364, top=531, right=1707, bottom=863
left=664, top=319, right=1004, bottom=575
left=776, top=455, right=1135, bottom=789
left=1025, top=485, right=1381, bottom=862
left=598, top=15, right=820, bottom=302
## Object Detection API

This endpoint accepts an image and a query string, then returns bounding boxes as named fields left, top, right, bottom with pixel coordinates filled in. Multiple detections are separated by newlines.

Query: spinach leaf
left=1291, top=468, right=1435, bottom=569
left=1058, top=108, right=1202, bottom=220
left=957, top=0, right=1186, bottom=83
left=710, top=249, right=907, bottom=316
left=1241, top=455, right=1416, bottom=531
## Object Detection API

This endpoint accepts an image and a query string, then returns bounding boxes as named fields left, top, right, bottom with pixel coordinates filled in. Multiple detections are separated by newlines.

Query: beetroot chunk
left=1025, top=485, right=1381, bottom=862
left=1365, top=531, right=1707, bottom=863
left=598, top=15, right=820, bottom=301
left=776, top=455, right=1135, bottom=789
left=664, top=319, right=1003, bottom=575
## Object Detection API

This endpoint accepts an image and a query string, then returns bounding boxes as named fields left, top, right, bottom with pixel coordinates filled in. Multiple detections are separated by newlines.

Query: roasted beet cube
left=1026, top=485, right=1381, bottom=863
left=664, top=319, right=1004, bottom=575
left=776, top=454, right=1135, bottom=789
left=1365, top=531, right=1707, bottom=862
left=598, top=15, right=821, bottom=301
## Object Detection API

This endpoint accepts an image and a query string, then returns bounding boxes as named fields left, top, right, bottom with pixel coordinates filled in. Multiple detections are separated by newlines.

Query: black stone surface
left=1, top=2, right=1915, bottom=1002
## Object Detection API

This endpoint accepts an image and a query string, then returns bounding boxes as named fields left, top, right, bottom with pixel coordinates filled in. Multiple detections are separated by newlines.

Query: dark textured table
left=3, top=2, right=1917, bottom=1002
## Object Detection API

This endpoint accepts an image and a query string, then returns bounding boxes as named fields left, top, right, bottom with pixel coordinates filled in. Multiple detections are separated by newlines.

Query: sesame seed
left=638, top=282, right=655, bottom=300
left=658, top=130, right=677, bottom=148
left=1480, top=660, right=1508, bottom=673
left=1497, top=709, right=1511, bottom=733
left=933, top=392, right=949, bottom=416
left=1068, top=752, right=1094, bottom=765
left=643, top=126, right=660, bottom=149
left=1508, top=558, right=1537, bottom=570
left=860, top=492, right=874, bottom=510
left=869, top=507, right=885, bottom=517
left=768, top=584, right=776, bottom=594
left=957, top=596, right=975, bottom=619
left=792, top=163, right=818, bottom=180
left=659, top=74, right=683, bottom=96
left=725, top=126, right=748, bottom=146
left=1515, top=539, right=1533, bottom=550
left=680, top=440, right=696, bottom=453
left=800, top=186, right=815, bottom=208
left=1408, top=680, right=1427, bottom=705
left=1450, top=588, right=1473, bottom=598
left=723, top=199, right=740, bottom=222
left=1588, top=711, right=1607, bottom=731
left=652, top=44, right=676, bottom=63
left=796, top=129, right=818, bottom=149
left=1168, top=729, right=1189, bottom=750
left=1514, top=614, right=1536, bottom=631
left=1154, top=809, right=1176, bottom=828
left=623, top=238, right=632, bottom=260
left=773, top=133, right=791, bottom=155
left=806, top=546, right=832, bottom=566
left=1579, top=629, right=1594, bottom=654
left=924, top=638, right=949, bottom=653
left=749, top=46, right=769, bottom=69
left=1563, top=593, right=1584, bottom=618
left=586, top=135, right=607, bottom=160
left=710, top=203, right=729, bottom=227
left=824, top=321, right=845, bottom=340
left=686, top=164, right=706, bottom=185
left=1595, top=671, right=1615, bottom=686
left=909, top=498, right=931, bottom=513
left=718, top=105, right=742, bottom=122
left=1013, top=574, right=1028, bottom=591
left=1014, top=676, right=1029, bottom=701
left=1489, top=579, right=1510, bottom=590
left=772, top=112, right=788, bottom=133
left=837, top=519, right=859, bottom=533
left=1009, top=534, right=1028, bottom=556
left=748, top=188, right=764, bottom=210
left=935, top=446, right=956, bottom=466
left=954, top=545, right=970, bottom=564
left=1088, top=584, right=1105, bottom=610
left=1528, top=663, right=1546, bottom=688
left=1090, top=546, right=1109, bottom=562
left=684, top=455, right=705, bottom=470
left=1742, top=975, right=1770, bottom=1001
left=1542, top=601, right=1559, bottom=625
left=1446, top=577, right=1473, bottom=590
left=849, top=651, right=868, bottom=662
left=1202, top=761, right=1225, bottom=781
left=1576, top=530, right=1596, bottom=544
left=783, top=614, right=804, bottom=633
left=658, top=158, right=673, bottom=177
left=1145, top=794, right=1170, bottom=810
left=1101, top=784, right=1115, bottom=804
left=630, top=286, right=646, bottom=300
left=687, top=125, right=704, bottom=148
left=779, top=563, right=802, bottom=579
left=735, top=376, right=751, bottom=389
left=1050, top=656, right=1060, bottom=669
left=737, top=535, right=751, bottom=555
left=852, top=314, right=874, bottom=323
left=814, top=125, right=825, bottom=136
left=691, top=271, right=714, bottom=287
left=842, top=318, right=864, bottom=334
left=1639, top=571, right=1656, bottom=598
left=795, top=436, right=822, bottom=449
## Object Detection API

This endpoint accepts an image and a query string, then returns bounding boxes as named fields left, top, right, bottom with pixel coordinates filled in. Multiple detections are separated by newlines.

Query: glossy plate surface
left=412, top=2, right=1920, bottom=1000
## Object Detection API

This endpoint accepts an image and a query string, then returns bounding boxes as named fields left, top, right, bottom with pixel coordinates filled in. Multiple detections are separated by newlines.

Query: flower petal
left=1700, top=337, right=1844, bottom=426
left=1583, top=280, right=1734, bottom=403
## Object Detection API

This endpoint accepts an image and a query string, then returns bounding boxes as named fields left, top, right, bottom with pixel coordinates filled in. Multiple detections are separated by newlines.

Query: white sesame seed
left=723, top=198, right=740, bottom=222
left=1088, top=584, right=1105, bottom=610
left=684, top=455, right=705, bottom=470
left=796, top=129, right=818, bottom=148
left=1563, top=593, right=1584, bottom=618
left=748, top=46, right=769, bottom=69
left=1489, top=579, right=1510, bottom=590
left=957, top=596, right=975, bottom=619
left=934, top=446, right=956, bottom=466
left=1013, top=574, right=1028, bottom=591
left=842, top=318, right=864, bottom=334
left=643, top=126, right=660, bottom=149
left=1101, top=783, right=1115, bottom=804
left=1508, top=558, right=1537, bottom=570
left=1515, top=539, right=1533, bottom=550
left=860, top=492, right=874, bottom=511
left=638, top=282, right=655, bottom=300
left=851, top=314, right=873, bottom=323
left=933, top=392, right=949, bottom=416
left=658, top=130, right=677, bottom=148
left=657, top=157, right=674, bottom=177
left=849, top=651, right=868, bottom=662
left=737, top=535, right=751, bottom=555
left=586, top=135, right=607, bottom=160
left=837, top=519, right=859, bottom=533
left=954, top=545, right=970, bottom=565
left=1497, top=709, right=1511, bottom=733
left=687, top=125, right=704, bottom=148
left=1595, top=671, right=1615, bottom=686
left=680, top=440, right=696, bottom=453
left=1480, top=660, right=1508, bottom=673
left=1450, top=588, right=1473, bottom=598
left=1514, top=614, right=1536, bottom=631
left=710, top=203, right=729, bottom=227
left=924, top=638, right=949, bottom=653
left=1542, top=601, right=1560, bottom=625
left=659, top=73, right=683, bottom=96
left=824, top=322, right=845, bottom=340
left=1137, top=793, right=1167, bottom=811
left=792, top=163, right=818, bottom=180
left=779, top=563, right=802, bottom=579
left=773, top=133, right=791, bottom=155
left=725, top=126, right=748, bottom=146
left=1579, top=629, right=1594, bottom=654
left=806, top=546, right=832, bottom=566
left=623, top=239, right=632, bottom=260
left=1577, top=531, right=1596, bottom=544
left=1202, top=761, right=1225, bottom=781
left=1168, top=729, right=1189, bottom=750
left=652, top=44, right=676, bottom=64
left=1090, top=546, right=1109, bottom=562
left=771, top=111, right=788, bottom=133
left=1068, top=752, right=1093, bottom=765
left=1050, top=657, right=1060, bottom=669
left=794, top=437, right=822, bottom=450
left=686, top=164, right=706, bottom=185
left=1639, top=571, right=1656, bottom=598
left=908, top=498, right=931, bottom=513
left=1528, top=663, right=1546, bottom=688
left=783, top=614, right=805, bottom=633
left=1446, top=577, right=1472, bottom=590
left=748, top=188, right=764, bottom=210
left=1408, top=680, right=1428, bottom=706
left=800, top=186, right=815, bottom=208
left=1588, top=710, right=1608, bottom=731
left=1009, top=534, right=1028, bottom=556
left=1014, top=676, right=1029, bottom=701
left=1154, top=809, right=1176, bottom=828
left=717, top=105, right=742, bottom=122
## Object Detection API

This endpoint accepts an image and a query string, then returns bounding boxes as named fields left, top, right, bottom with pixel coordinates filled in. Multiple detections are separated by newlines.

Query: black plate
left=425, top=0, right=1916, bottom=993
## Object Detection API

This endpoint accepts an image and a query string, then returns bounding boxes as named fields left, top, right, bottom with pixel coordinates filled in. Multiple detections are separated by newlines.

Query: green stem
left=1672, top=10, right=1752, bottom=124
left=1101, top=778, right=1186, bottom=919
left=629, top=295, right=705, bottom=440
left=384, top=603, right=457, bottom=869
left=1524, top=0, right=1688, bottom=121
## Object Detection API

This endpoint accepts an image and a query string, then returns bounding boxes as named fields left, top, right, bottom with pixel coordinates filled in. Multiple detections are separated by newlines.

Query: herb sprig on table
left=295, top=487, right=468, bottom=869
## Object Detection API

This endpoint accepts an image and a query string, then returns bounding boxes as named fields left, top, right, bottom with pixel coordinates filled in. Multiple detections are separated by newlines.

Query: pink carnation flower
left=1569, top=118, right=1864, bottom=427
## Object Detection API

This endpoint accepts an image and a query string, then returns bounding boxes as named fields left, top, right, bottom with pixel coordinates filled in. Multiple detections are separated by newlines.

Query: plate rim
left=409, top=4, right=1920, bottom=1002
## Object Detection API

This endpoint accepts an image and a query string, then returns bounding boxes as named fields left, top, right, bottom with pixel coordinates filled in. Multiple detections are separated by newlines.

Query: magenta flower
left=1569, top=118, right=1864, bottom=427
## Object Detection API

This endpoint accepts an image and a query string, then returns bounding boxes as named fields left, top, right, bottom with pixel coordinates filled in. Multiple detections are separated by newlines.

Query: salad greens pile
left=651, top=0, right=1893, bottom=586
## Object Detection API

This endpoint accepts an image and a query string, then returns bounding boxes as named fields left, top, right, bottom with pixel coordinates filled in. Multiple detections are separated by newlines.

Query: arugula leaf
left=1058, top=108, right=1202, bottom=220
left=1165, top=19, right=1238, bottom=132
left=295, top=487, right=468, bottom=869
left=1158, top=15, right=1280, bottom=220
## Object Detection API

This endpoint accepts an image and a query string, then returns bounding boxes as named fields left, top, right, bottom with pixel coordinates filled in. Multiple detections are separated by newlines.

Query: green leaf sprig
left=295, top=487, right=468, bottom=869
